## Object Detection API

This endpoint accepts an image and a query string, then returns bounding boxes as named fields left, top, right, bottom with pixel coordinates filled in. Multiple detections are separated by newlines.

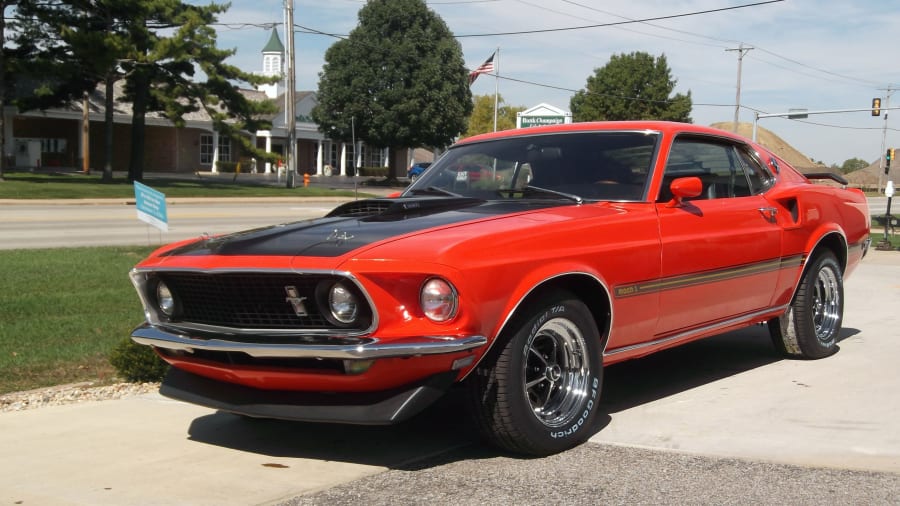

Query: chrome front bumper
left=130, top=323, right=488, bottom=360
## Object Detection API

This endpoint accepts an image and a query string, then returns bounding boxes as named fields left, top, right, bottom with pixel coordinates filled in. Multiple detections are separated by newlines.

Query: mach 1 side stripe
left=613, top=254, right=804, bottom=298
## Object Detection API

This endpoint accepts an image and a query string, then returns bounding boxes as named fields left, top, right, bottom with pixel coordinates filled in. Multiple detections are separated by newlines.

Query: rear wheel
left=769, top=251, right=843, bottom=359
left=468, top=291, right=603, bottom=455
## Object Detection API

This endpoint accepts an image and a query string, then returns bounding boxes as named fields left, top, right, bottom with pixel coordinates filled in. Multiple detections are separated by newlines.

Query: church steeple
left=258, top=28, right=285, bottom=99
left=261, top=28, right=284, bottom=77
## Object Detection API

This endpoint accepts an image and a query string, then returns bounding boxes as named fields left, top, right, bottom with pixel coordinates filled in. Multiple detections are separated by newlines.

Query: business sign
left=519, top=115, right=568, bottom=128
left=134, top=182, right=168, bottom=232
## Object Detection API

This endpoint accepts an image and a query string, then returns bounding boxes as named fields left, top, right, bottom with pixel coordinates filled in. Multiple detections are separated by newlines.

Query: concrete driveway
left=1, top=249, right=898, bottom=505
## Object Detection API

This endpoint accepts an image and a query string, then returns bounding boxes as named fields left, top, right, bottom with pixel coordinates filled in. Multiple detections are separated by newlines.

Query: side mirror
left=666, top=177, right=702, bottom=208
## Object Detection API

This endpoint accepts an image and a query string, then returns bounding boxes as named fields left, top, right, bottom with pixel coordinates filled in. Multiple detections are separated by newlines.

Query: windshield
left=405, top=130, right=659, bottom=202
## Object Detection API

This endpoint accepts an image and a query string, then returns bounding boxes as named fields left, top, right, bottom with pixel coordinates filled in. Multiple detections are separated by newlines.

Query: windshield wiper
left=409, top=186, right=463, bottom=198
left=501, top=185, right=583, bottom=204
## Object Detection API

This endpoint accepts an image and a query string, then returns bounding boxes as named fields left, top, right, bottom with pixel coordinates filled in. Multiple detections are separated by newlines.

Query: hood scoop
left=327, top=196, right=483, bottom=219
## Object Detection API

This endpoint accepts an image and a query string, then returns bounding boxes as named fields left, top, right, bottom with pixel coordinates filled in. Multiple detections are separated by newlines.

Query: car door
left=654, top=135, right=782, bottom=336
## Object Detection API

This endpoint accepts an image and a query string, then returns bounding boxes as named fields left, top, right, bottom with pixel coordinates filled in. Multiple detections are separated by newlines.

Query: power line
left=551, top=1, right=881, bottom=89
left=454, top=0, right=784, bottom=37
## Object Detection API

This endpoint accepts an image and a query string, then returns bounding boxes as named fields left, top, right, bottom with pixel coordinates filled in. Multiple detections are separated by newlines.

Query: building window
left=218, top=136, right=231, bottom=162
left=40, top=138, right=67, bottom=153
left=329, top=142, right=339, bottom=168
left=200, top=134, right=231, bottom=165
left=200, top=135, right=214, bottom=165
left=370, top=146, right=383, bottom=167
left=347, top=143, right=356, bottom=169
left=263, top=55, right=280, bottom=76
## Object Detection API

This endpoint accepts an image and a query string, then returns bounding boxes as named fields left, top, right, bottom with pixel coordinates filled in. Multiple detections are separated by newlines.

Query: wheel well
left=811, top=233, right=847, bottom=273
left=512, top=274, right=612, bottom=346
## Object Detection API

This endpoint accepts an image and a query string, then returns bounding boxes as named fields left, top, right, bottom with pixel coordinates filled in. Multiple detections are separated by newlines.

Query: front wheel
left=769, top=251, right=843, bottom=359
left=468, top=291, right=604, bottom=455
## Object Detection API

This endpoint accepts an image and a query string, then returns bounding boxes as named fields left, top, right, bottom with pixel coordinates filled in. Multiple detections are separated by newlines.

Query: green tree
left=13, top=0, right=136, bottom=181
left=839, top=157, right=870, bottom=174
left=570, top=52, right=692, bottom=123
left=312, top=0, right=472, bottom=176
left=11, top=0, right=278, bottom=182
left=464, top=94, right=525, bottom=137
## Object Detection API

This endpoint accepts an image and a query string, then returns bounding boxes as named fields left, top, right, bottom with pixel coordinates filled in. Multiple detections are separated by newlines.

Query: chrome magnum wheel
left=469, top=290, right=603, bottom=455
left=769, top=251, right=843, bottom=359
left=524, top=317, right=592, bottom=428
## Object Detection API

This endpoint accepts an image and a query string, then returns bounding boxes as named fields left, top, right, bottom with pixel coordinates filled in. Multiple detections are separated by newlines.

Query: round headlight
left=420, top=278, right=458, bottom=322
left=329, top=283, right=359, bottom=324
left=156, top=281, right=176, bottom=317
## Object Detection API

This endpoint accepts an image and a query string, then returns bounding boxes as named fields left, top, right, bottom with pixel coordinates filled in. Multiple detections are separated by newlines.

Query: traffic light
left=888, top=148, right=895, bottom=174
left=872, top=97, right=882, bottom=116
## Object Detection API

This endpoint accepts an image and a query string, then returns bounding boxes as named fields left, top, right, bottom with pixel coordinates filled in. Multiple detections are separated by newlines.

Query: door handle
left=758, top=207, right=778, bottom=223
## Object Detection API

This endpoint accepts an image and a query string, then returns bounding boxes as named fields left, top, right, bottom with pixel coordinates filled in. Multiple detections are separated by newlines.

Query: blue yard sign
left=133, top=182, right=168, bottom=232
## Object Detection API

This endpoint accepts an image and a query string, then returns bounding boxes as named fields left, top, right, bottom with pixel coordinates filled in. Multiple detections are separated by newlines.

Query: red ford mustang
left=130, top=121, right=870, bottom=455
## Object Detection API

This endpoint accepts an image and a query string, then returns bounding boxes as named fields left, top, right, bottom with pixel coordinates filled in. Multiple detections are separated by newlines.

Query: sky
left=209, top=0, right=900, bottom=168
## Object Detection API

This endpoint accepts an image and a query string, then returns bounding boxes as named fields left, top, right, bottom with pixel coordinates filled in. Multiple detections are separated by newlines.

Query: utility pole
left=284, top=0, right=297, bottom=188
left=82, top=91, right=90, bottom=174
left=878, top=86, right=894, bottom=194
left=726, top=43, right=753, bottom=133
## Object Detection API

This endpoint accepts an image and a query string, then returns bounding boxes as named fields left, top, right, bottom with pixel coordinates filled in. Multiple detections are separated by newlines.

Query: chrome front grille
left=154, top=272, right=370, bottom=332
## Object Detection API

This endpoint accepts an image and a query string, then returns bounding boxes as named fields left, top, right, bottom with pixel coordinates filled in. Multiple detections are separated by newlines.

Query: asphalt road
left=1, top=195, right=891, bottom=250
left=0, top=199, right=351, bottom=250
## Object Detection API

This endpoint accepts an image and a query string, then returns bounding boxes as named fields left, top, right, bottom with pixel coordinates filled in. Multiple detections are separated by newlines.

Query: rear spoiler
left=804, top=172, right=848, bottom=185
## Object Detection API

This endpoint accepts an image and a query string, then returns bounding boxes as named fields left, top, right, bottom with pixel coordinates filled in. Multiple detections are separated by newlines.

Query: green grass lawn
left=0, top=246, right=156, bottom=394
left=0, top=171, right=372, bottom=199
left=871, top=232, right=900, bottom=249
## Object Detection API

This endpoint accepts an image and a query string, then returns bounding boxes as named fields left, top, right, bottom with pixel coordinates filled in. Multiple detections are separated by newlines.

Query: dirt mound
left=711, top=122, right=828, bottom=173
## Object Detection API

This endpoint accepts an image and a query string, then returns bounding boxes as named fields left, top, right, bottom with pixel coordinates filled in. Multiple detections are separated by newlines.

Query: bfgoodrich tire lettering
left=769, top=251, right=843, bottom=359
left=468, top=290, right=603, bottom=455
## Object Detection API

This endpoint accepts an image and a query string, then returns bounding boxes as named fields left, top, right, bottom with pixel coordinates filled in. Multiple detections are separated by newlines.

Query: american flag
left=468, top=53, right=495, bottom=85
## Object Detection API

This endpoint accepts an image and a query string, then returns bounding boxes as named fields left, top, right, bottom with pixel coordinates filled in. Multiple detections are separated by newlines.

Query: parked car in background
left=407, top=162, right=432, bottom=182
left=129, top=121, right=870, bottom=456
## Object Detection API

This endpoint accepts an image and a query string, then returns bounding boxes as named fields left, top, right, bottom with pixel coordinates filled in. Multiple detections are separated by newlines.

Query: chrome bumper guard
left=131, top=323, right=488, bottom=360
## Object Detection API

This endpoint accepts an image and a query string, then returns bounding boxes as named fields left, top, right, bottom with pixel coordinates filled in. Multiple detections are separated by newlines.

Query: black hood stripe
left=162, top=197, right=566, bottom=257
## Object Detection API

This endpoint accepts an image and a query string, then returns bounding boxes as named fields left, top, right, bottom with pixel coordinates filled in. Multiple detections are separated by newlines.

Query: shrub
left=215, top=161, right=239, bottom=173
left=357, top=166, right=389, bottom=178
left=109, top=338, right=169, bottom=383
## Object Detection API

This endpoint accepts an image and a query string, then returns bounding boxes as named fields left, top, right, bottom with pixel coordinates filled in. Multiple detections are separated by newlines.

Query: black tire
left=768, top=251, right=843, bottom=359
left=467, top=291, right=604, bottom=456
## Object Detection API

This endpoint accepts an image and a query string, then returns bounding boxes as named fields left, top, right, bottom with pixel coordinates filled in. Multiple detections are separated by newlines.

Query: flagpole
left=493, top=47, right=499, bottom=132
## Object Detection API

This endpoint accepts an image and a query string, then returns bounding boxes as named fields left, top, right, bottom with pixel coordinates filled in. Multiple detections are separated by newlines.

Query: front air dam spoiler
left=159, top=367, right=458, bottom=425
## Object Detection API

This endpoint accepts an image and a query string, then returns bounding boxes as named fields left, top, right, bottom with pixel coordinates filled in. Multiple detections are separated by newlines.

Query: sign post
left=877, top=180, right=894, bottom=250
left=133, top=181, right=168, bottom=232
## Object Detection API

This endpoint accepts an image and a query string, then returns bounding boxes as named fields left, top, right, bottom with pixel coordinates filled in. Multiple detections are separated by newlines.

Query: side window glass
left=735, top=148, right=773, bottom=195
left=661, top=138, right=748, bottom=201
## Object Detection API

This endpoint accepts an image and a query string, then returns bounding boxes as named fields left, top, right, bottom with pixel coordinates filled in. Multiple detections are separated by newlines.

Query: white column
left=339, top=142, right=347, bottom=176
left=316, top=140, right=323, bottom=175
left=383, top=147, right=389, bottom=167
left=211, top=130, right=219, bottom=173
left=264, top=135, right=272, bottom=173
left=248, top=133, right=257, bottom=172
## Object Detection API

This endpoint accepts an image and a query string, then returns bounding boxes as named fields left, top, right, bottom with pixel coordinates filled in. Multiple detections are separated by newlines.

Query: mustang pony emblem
left=327, top=229, right=354, bottom=245
left=284, top=286, right=309, bottom=317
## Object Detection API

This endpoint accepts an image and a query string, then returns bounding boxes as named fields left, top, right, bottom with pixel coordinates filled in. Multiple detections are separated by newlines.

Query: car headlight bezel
left=154, top=279, right=178, bottom=318
left=420, top=277, right=459, bottom=322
